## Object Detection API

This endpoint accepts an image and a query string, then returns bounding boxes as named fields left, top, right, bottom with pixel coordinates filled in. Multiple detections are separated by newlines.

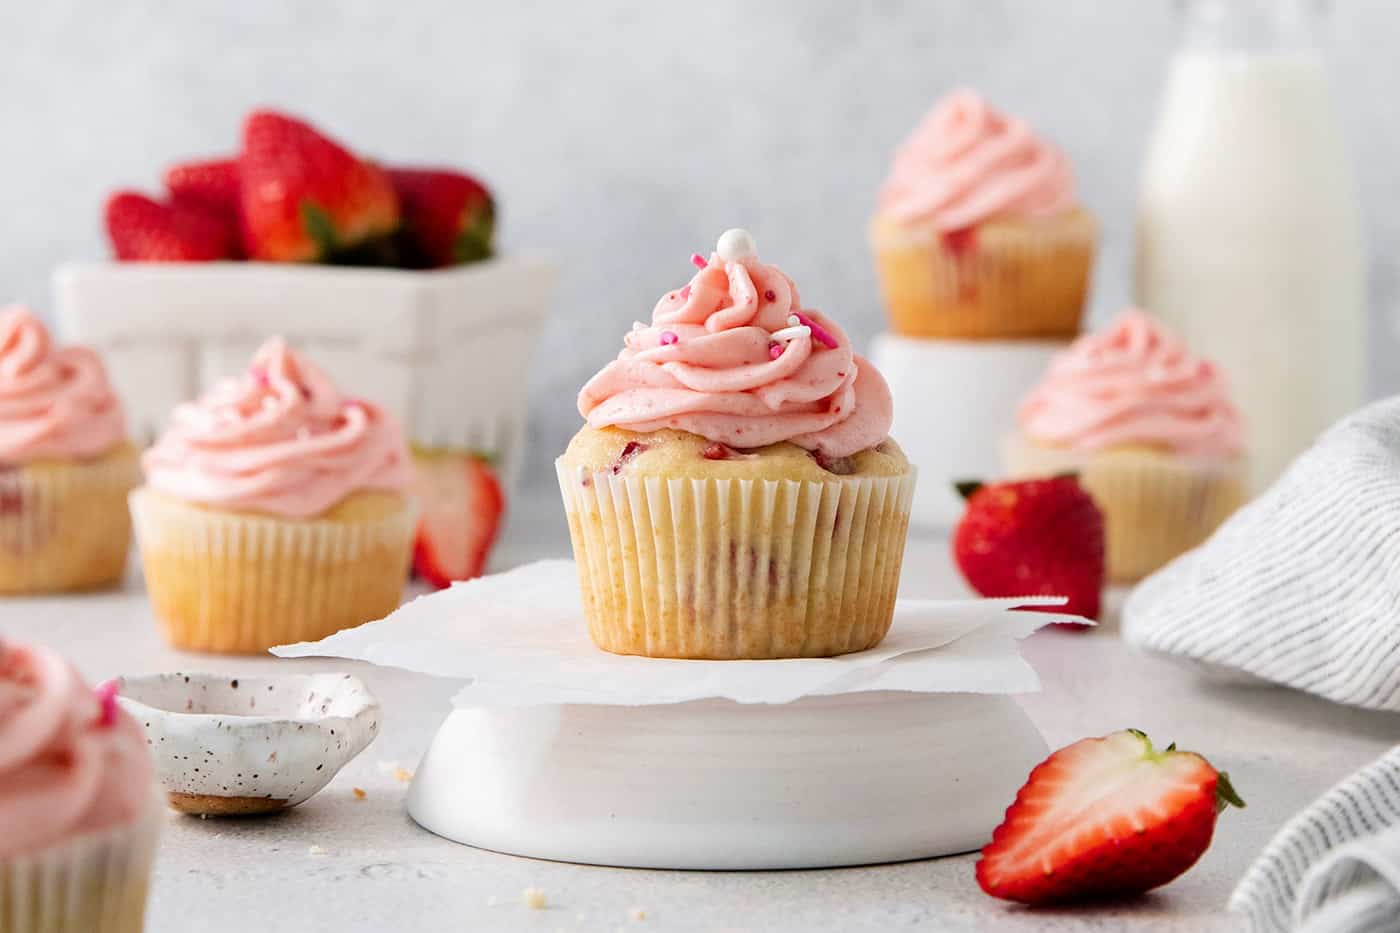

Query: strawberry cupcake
left=1, top=640, right=162, bottom=933
left=560, top=229, right=916, bottom=660
left=871, top=89, right=1097, bottom=339
left=131, top=339, right=416, bottom=653
left=0, top=306, right=138, bottom=593
left=1005, top=310, right=1247, bottom=581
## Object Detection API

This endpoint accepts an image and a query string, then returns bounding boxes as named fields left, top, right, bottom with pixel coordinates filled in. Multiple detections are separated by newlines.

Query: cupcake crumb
left=394, top=766, right=414, bottom=783
left=522, top=887, right=548, bottom=910
left=308, top=845, right=327, bottom=857
left=629, top=907, right=647, bottom=921
left=352, top=787, right=367, bottom=800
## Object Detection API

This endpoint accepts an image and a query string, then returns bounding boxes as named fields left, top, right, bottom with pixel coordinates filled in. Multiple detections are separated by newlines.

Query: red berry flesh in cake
left=104, top=191, right=236, bottom=262
left=238, top=110, right=400, bottom=262
left=388, top=167, right=495, bottom=268
left=952, top=475, right=1105, bottom=621
left=977, top=730, right=1244, bottom=905
left=411, top=454, right=504, bottom=589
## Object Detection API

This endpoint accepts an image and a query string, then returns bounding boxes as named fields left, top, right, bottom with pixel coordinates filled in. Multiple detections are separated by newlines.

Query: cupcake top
left=1018, top=310, right=1245, bottom=457
left=0, top=306, right=125, bottom=464
left=577, top=229, right=894, bottom=459
left=877, top=88, right=1076, bottom=232
left=143, top=339, right=410, bottom=518
left=0, top=640, right=152, bottom=858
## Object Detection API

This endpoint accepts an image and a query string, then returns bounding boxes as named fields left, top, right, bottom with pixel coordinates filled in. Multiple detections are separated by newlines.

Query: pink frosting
left=143, top=339, right=410, bottom=518
left=578, top=235, right=894, bottom=457
left=1018, top=310, right=1245, bottom=457
left=0, top=306, right=126, bottom=464
left=878, top=88, right=1076, bottom=231
left=0, top=640, right=152, bottom=859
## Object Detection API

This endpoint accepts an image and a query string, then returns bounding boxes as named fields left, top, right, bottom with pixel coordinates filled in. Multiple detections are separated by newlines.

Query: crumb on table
left=352, top=787, right=367, bottom=800
left=629, top=907, right=647, bottom=921
left=307, top=845, right=326, bottom=857
left=394, top=766, right=414, bottom=783
left=522, top=887, right=547, bottom=910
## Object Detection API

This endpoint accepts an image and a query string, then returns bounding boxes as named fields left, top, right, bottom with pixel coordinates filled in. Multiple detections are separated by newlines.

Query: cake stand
left=407, top=690, right=1047, bottom=870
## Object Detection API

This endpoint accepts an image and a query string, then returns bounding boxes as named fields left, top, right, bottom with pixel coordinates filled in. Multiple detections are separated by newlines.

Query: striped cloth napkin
left=1231, top=746, right=1400, bottom=932
left=1123, top=396, right=1400, bottom=712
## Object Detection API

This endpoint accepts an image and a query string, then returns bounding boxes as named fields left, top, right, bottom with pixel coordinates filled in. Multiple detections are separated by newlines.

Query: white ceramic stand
left=407, top=691, right=1047, bottom=870
left=871, top=333, right=1068, bottom=528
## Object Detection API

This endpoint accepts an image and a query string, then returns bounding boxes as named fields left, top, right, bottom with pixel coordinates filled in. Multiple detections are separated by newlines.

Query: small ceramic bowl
left=117, top=671, right=380, bottom=816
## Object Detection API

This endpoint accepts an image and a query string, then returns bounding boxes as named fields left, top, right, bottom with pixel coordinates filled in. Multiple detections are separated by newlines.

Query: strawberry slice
left=239, top=109, right=400, bottom=263
left=104, top=191, right=236, bottom=262
left=411, top=452, right=504, bottom=589
left=976, top=730, right=1244, bottom=905
left=388, top=167, right=495, bottom=268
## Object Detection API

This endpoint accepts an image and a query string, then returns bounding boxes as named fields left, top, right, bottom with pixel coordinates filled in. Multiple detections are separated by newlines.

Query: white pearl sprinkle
left=770, top=324, right=811, bottom=343
left=716, top=228, right=758, bottom=263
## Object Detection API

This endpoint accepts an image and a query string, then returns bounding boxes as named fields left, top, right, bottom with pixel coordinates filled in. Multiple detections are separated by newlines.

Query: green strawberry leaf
left=300, top=202, right=338, bottom=258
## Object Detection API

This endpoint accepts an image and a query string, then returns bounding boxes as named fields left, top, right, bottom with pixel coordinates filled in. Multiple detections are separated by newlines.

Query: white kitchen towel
left=1231, top=745, right=1400, bottom=932
left=1123, top=396, right=1400, bottom=711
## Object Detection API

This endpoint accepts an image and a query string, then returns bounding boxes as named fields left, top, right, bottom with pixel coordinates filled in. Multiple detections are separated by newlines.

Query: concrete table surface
left=3, top=501, right=1398, bottom=933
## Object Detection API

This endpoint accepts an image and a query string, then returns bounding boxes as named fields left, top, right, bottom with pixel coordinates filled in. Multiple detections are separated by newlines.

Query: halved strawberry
left=104, top=191, right=236, bottom=262
left=388, top=167, right=494, bottom=268
left=239, top=109, right=400, bottom=262
left=976, top=730, right=1244, bottom=905
left=411, top=452, right=504, bottom=588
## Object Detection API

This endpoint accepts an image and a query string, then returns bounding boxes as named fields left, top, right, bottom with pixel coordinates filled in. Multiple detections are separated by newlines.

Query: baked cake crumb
left=522, top=887, right=548, bottom=910
left=307, top=845, right=326, bottom=856
left=629, top=907, right=647, bottom=921
left=393, top=766, right=414, bottom=783
left=352, top=787, right=367, bottom=800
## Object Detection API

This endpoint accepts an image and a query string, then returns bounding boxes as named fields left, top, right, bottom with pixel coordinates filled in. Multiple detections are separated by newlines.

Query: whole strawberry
left=104, top=191, right=236, bottom=262
left=388, top=168, right=495, bottom=268
left=953, top=475, right=1105, bottom=621
left=164, top=157, right=243, bottom=258
left=238, top=110, right=399, bottom=262
left=977, top=730, right=1244, bottom=904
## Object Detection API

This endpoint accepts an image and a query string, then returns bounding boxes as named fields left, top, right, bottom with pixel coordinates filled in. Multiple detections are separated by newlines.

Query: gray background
left=3, top=0, right=1395, bottom=492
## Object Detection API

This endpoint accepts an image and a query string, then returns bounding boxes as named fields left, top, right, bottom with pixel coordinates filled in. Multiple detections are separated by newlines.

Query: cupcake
left=870, top=89, right=1097, bottom=339
left=0, top=306, right=139, bottom=593
left=559, top=229, right=916, bottom=660
left=1005, top=310, right=1247, bottom=581
left=132, top=339, right=416, bottom=653
left=1, top=640, right=162, bottom=933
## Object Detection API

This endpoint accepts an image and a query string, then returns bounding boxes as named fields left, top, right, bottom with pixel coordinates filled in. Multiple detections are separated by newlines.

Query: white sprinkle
left=787, top=314, right=801, bottom=327
left=716, top=228, right=758, bottom=263
left=523, top=887, right=548, bottom=910
left=770, top=325, right=811, bottom=343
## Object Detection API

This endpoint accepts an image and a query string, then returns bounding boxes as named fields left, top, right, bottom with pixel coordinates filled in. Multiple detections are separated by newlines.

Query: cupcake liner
left=130, top=489, right=417, bottom=654
left=0, top=447, right=141, bottom=594
left=0, top=787, right=162, bottom=933
left=1004, top=437, right=1247, bottom=582
left=871, top=209, right=1097, bottom=340
left=557, top=460, right=917, bottom=659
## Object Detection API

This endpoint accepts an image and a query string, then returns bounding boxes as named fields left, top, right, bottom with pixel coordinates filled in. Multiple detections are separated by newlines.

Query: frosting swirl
left=1018, top=310, right=1245, bottom=457
left=0, top=640, right=152, bottom=859
left=143, top=339, right=410, bottom=518
left=578, top=230, right=893, bottom=457
left=0, top=306, right=126, bottom=463
left=878, top=88, right=1076, bottom=231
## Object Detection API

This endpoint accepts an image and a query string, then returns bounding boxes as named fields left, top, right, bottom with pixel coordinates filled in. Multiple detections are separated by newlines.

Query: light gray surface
left=2, top=501, right=1397, bottom=932
left=3, top=0, right=1399, bottom=496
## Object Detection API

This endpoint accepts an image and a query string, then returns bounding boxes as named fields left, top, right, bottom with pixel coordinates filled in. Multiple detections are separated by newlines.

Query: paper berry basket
left=53, top=257, right=554, bottom=497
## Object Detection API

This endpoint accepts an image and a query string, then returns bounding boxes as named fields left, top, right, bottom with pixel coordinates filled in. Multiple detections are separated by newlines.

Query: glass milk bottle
left=1135, top=0, right=1365, bottom=491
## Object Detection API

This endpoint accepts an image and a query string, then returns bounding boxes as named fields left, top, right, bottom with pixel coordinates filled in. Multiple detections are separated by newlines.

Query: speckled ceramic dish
left=116, top=672, right=380, bottom=816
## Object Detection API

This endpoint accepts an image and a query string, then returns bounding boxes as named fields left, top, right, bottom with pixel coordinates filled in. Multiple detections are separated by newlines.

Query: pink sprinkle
left=690, top=253, right=708, bottom=269
left=679, top=284, right=691, bottom=300
left=250, top=366, right=270, bottom=388
left=764, top=290, right=776, bottom=302
left=769, top=343, right=783, bottom=360
left=659, top=331, right=679, bottom=346
left=95, top=680, right=119, bottom=727
left=792, top=311, right=839, bottom=350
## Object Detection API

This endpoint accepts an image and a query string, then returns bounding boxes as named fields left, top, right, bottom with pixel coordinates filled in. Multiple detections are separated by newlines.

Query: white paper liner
left=556, top=461, right=918, bottom=658
left=0, top=787, right=161, bottom=933
left=274, top=559, right=1087, bottom=706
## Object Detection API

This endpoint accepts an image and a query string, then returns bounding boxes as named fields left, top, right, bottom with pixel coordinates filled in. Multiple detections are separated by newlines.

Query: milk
left=1136, top=47, right=1365, bottom=491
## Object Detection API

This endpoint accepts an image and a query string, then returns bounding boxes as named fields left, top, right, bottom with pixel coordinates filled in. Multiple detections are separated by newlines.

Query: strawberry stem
left=1216, top=771, right=1246, bottom=811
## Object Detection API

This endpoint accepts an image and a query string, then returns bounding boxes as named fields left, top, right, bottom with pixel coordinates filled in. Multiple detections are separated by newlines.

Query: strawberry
left=238, top=109, right=399, bottom=262
left=164, top=157, right=240, bottom=214
left=388, top=167, right=494, bottom=268
left=104, top=191, right=236, bottom=262
left=411, top=452, right=504, bottom=588
left=952, top=475, right=1105, bottom=621
left=976, top=730, right=1244, bottom=905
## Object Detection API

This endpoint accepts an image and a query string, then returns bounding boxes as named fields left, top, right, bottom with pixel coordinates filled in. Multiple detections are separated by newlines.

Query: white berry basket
left=53, top=257, right=555, bottom=496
